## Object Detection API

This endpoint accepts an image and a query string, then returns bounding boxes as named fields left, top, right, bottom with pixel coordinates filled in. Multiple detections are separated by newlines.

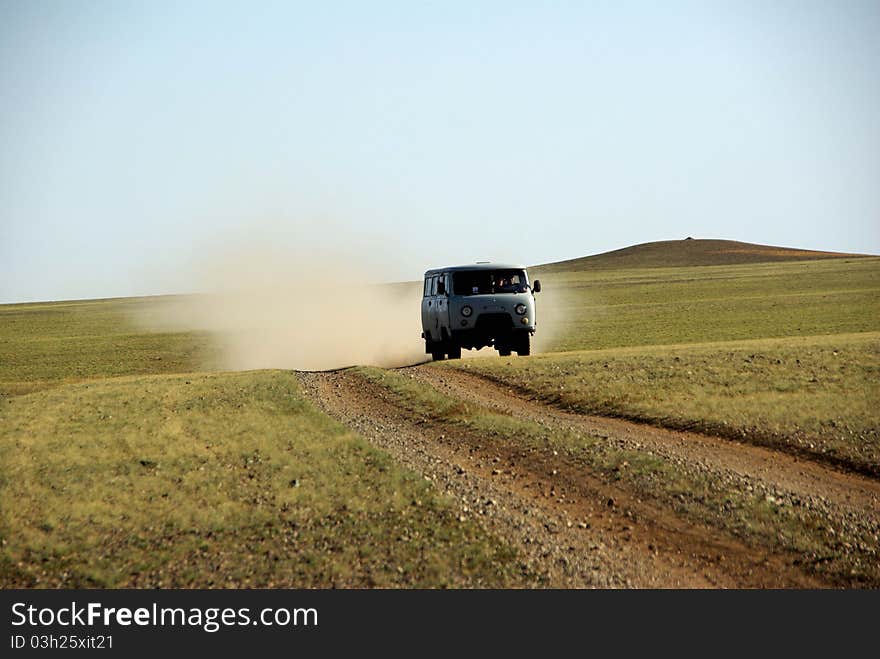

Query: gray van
left=421, top=263, right=541, bottom=360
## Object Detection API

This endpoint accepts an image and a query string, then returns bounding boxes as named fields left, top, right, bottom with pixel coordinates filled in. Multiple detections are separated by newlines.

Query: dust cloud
left=132, top=240, right=573, bottom=372
left=133, top=243, right=428, bottom=371
left=530, top=273, right=576, bottom=355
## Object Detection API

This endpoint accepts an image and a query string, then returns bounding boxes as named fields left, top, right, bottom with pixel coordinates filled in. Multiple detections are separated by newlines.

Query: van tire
left=426, top=339, right=445, bottom=361
left=516, top=334, right=531, bottom=356
left=447, top=345, right=462, bottom=360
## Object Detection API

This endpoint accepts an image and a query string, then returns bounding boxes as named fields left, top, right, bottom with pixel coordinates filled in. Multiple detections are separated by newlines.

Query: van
left=421, top=263, right=541, bottom=360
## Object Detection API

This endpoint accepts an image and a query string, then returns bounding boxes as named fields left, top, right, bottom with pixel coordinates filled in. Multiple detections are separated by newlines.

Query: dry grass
left=531, top=257, right=880, bottom=352
left=451, top=333, right=880, bottom=475
left=2, top=241, right=878, bottom=588
left=0, top=371, right=526, bottom=588
left=356, top=366, right=880, bottom=586
left=537, top=238, right=870, bottom=271
left=0, top=296, right=213, bottom=396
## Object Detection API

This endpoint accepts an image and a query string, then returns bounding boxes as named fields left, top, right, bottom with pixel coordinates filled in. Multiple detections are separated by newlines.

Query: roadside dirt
left=296, top=365, right=880, bottom=587
left=418, top=366, right=880, bottom=518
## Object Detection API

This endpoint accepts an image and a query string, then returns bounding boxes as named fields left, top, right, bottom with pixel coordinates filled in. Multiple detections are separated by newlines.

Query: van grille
left=475, top=313, right=514, bottom=333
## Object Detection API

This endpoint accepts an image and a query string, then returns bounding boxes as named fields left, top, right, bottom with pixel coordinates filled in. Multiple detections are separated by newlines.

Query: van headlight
left=515, top=303, right=527, bottom=315
left=461, top=305, right=473, bottom=317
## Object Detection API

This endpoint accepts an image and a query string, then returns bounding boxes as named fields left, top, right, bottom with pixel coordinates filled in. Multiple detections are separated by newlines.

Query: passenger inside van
left=453, top=269, right=527, bottom=296
left=493, top=274, right=523, bottom=293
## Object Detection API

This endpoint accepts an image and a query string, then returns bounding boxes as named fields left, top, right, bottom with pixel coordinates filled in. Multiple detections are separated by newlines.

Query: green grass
left=356, top=366, right=879, bottom=586
left=0, top=371, right=526, bottom=588
left=493, top=256, right=880, bottom=473
left=3, top=258, right=877, bottom=393
left=2, top=244, right=878, bottom=588
left=533, top=257, right=880, bottom=352
left=452, top=333, right=880, bottom=475
left=0, top=296, right=214, bottom=396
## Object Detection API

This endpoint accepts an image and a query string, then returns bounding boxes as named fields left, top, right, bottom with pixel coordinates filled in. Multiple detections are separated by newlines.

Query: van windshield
left=452, top=270, right=528, bottom=296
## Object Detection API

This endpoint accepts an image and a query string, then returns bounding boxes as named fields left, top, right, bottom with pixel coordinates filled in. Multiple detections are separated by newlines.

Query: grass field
left=0, top=370, right=526, bottom=587
left=452, top=333, right=880, bottom=475
left=2, top=241, right=878, bottom=587
left=0, top=296, right=212, bottom=397
left=510, top=255, right=879, bottom=474
left=534, top=257, right=880, bottom=352
left=356, top=366, right=880, bottom=586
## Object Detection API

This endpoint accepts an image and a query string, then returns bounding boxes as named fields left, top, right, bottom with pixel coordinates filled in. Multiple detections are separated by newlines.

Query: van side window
left=423, top=277, right=431, bottom=297
left=429, top=275, right=437, bottom=296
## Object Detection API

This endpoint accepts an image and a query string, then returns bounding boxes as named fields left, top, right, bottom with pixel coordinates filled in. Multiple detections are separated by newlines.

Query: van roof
left=424, top=263, right=526, bottom=276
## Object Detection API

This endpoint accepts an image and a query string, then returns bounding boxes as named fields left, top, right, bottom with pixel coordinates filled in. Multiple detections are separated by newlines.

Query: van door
left=435, top=273, right=450, bottom=339
left=421, top=275, right=434, bottom=341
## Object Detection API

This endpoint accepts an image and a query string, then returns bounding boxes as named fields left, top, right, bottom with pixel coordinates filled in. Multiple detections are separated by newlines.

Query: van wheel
left=497, top=346, right=511, bottom=357
left=431, top=349, right=445, bottom=361
left=447, top=345, right=461, bottom=360
left=516, top=335, right=531, bottom=356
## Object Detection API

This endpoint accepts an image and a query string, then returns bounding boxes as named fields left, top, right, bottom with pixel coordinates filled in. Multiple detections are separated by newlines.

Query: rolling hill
left=536, top=238, right=871, bottom=271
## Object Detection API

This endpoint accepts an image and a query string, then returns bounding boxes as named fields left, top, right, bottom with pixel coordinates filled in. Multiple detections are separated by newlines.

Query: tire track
left=416, top=365, right=880, bottom=519
left=297, top=369, right=826, bottom=588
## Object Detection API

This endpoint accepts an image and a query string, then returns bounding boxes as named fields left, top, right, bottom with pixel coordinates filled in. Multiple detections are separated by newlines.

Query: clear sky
left=2, top=1, right=878, bottom=303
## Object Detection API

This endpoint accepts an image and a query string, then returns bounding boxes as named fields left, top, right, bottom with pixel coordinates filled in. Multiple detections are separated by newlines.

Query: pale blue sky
left=2, top=1, right=878, bottom=302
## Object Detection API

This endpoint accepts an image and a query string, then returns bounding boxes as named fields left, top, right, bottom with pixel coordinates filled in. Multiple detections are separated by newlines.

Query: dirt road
left=297, top=365, right=880, bottom=588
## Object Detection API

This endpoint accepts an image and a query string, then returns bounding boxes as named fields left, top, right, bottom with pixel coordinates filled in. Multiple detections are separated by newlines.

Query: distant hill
left=536, top=239, right=872, bottom=272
